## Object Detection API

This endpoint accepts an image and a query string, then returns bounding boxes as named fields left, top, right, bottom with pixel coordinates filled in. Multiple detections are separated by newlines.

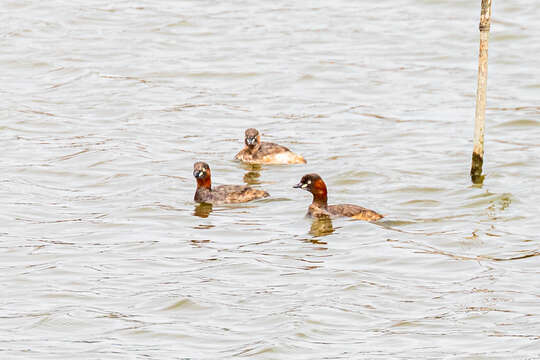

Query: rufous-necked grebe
left=293, top=173, right=383, bottom=221
left=193, top=161, right=269, bottom=204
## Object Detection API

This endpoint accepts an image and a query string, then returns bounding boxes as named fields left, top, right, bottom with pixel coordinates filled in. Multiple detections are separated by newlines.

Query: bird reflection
left=193, top=203, right=213, bottom=218
left=243, top=170, right=261, bottom=185
left=309, top=216, right=335, bottom=237
left=242, top=163, right=262, bottom=185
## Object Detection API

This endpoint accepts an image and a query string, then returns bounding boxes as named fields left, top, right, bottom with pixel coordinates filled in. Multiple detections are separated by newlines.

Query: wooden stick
left=470, top=0, right=492, bottom=184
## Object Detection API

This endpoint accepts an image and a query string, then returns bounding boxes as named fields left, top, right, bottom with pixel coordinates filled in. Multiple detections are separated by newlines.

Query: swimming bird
left=235, top=128, right=306, bottom=164
left=193, top=161, right=269, bottom=204
left=293, top=173, right=383, bottom=221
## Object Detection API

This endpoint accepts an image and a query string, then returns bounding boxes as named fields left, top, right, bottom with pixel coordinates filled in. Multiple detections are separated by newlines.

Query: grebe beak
left=246, top=137, right=257, bottom=145
left=293, top=182, right=306, bottom=189
left=193, top=170, right=204, bottom=179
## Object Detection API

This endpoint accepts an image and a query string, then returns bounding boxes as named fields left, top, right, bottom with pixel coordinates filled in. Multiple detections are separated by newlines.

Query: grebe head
left=244, top=128, right=260, bottom=147
left=293, top=173, right=324, bottom=192
left=193, top=161, right=210, bottom=180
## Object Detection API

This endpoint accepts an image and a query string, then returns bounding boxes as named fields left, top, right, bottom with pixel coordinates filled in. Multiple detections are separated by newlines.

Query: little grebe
left=193, top=161, right=269, bottom=204
left=293, top=173, right=383, bottom=221
left=235, top=128, right=306, bottom=165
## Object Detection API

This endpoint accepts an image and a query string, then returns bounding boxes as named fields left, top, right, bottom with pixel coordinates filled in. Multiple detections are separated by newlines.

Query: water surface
left=2, top=0, right=540, bottom=358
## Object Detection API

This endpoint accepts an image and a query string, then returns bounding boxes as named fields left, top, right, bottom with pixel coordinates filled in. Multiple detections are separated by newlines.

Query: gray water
left=2, top=1, right=540, bottom=358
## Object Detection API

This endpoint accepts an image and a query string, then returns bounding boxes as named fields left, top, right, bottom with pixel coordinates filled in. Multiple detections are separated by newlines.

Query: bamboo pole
left=470, top=0, right=492, bottom=184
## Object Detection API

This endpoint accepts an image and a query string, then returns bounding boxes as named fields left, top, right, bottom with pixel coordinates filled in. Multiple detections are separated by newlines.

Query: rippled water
left=2, top=0, right=540, bottom=358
